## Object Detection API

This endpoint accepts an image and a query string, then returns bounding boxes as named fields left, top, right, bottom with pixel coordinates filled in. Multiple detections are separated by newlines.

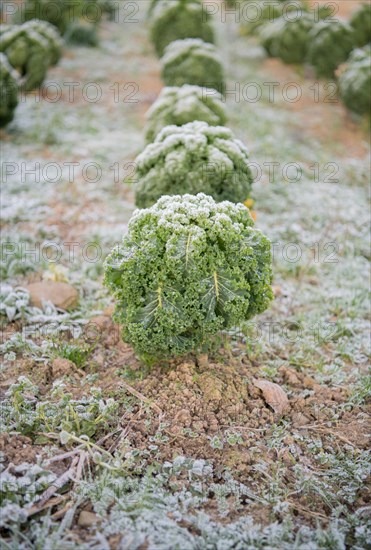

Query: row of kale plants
left=243, top=0, right=370, bottom=116
left=0, top=0, right=116, bottom=127
left=104, top=0, right=274, bottom=362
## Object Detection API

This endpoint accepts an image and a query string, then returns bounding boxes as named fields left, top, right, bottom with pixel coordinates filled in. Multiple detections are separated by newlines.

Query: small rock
left=26, top=281, right=78, bottom=310
left=78, top=510, right=99, bottom=528
left=103, top=304, right=115, bottom=317
left=196, top=353, right=209, bottom=369
left=272, top=285, right=282, bottom=297
left=302, top=376, right=318, bottom=390
left=52, top=358, right=75, bottom=377
left=89, top=315, right=112, bottom=330
left=93, top=352, right=105, bottom=367
left=173, top=409, right=192, bottom=427
left=292, top=412, right=310, bottom=427
left=192, top=421, right=205, bottom=432
left=253, top=379, right=289, bottom=415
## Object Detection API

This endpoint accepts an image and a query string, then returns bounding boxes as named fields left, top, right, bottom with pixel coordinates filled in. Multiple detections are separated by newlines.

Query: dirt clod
left=26, top=281, right=79, bottom=310
left=78, top=510, right=99, bottom=528
left=0, top=434, right=39, bottom=466
left=52, top=358, right=76, bottom=378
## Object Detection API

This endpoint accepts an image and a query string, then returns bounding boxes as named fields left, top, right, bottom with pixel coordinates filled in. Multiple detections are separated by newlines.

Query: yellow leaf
left=244, top=198, right=254, bottom=209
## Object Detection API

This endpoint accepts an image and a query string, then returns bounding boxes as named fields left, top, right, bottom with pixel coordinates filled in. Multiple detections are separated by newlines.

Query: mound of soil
left=129, top=358, right=276, bottom=465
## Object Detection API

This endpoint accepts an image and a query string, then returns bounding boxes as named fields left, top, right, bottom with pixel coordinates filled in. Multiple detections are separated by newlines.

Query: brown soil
left=256, top=0, right=370, bottom=158
left=0, top=434, right=40, bottom=466
left=261, top=59, right=369, bottom=159
left=12, top=311, right=366, bottom=470
left=0, top=309, right=370, bottom=536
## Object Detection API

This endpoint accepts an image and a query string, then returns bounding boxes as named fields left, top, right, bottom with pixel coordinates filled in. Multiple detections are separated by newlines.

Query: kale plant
left=144, top=85, right=227, bottom=144
left=260, top=13, right=315, bottom=65
left=19, top=0, right=114, bottom=33
left=350, top=2, right=371, bottom=48
left=161, top=38, right=225, bottom=94
left=64, top=21, right=99, bottom=47
left=0, top=53, right=18, bottom=127
left=18, top=0, right=69, bottom=33
left=134, top=121, right=254, bottom=207
left=307, top=20, right=355, bottom=79
left=24, top=19, right=63, bottom=65
left=241, top=0, right=307, bottom=36
left=104, top=193, right=273, bottom=359
left=150, top=0, right=214, bottom=57
left=0, top=24, right=50, bottom=91
left=338, top=46, right=371, bottom=116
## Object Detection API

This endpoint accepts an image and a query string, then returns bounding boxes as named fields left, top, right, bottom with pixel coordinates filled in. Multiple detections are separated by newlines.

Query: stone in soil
left=26, top=281, right=79, bottom=310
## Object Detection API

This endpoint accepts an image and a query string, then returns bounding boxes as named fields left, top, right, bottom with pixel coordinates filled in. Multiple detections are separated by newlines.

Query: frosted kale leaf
left=350, top=3, right=371, bottom=48
left=145, top=85, right=227, bottom=143
left=0, top=53, right=19, bottom=127
left=150, top=0, right=214, bottom=57
left=17, top=0, right=70, bottom=33
left=104, top=193, right=273, bottom=358
left=134, top=121, right=254, bottom=208
left=307, top=20, right=355, bottom=78
left=241, top=0, right=306, bottom=36
left=338, top=46, right=371, bottom=115
left=64, top=21, right=99, bottom=47
left=0, top=24, right=51, bottom=91
left=23, top=19, right=63, bottom=65
left=260, top=13, right=315, bottom=64
left=161, top=38, right=225, bottom=95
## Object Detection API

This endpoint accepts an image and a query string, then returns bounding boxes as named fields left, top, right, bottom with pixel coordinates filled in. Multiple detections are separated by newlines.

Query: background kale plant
left=144, top=85, right=227, bottom=144
left=338, top=46, right=371, bottom=115
left=134, top=121, right=254, bottom=207
left=161, top=38, right=225, bottom=94
left=0, top=53, right=18, bottom=127
left=149, top=0, right=214, bottom=57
